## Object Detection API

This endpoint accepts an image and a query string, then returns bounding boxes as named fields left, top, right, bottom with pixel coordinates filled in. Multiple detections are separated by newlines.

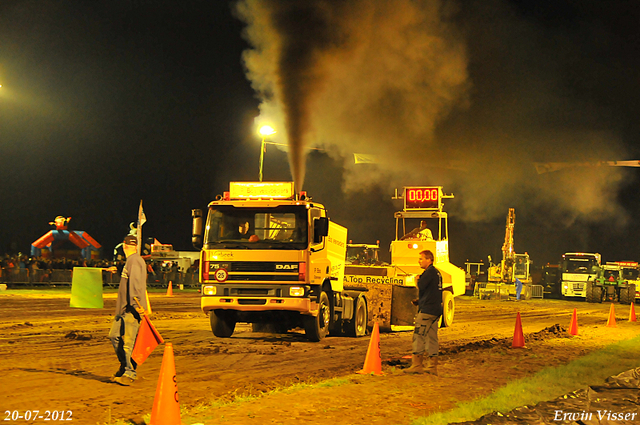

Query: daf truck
left=192, top=182, right=367, bottom=341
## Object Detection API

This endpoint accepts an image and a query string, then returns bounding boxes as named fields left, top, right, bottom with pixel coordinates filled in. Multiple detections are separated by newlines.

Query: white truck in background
left=559, top=252, right=601, bottom=299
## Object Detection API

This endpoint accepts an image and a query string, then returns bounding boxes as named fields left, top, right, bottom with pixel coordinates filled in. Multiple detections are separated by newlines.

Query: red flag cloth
left=132, top=314, right=164, bottom=364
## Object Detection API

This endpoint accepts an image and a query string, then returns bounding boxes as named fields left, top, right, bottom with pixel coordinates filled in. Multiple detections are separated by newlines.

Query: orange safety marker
left=166, top=281, right=173, bottom=297
left=357, top=322, right=384, bottom=375
left=512, top=312, right=525, bottom=348
left=150, top=343, right=181, bottom=425
left=569, top=308, right=578, bottom=336
left=629, top=302, right=637, bottom=323
left=132, top=315, right=164, bottom=365
left=132, top=298, right=163, bottom=365
left=606, top=303, right=617, bottom=328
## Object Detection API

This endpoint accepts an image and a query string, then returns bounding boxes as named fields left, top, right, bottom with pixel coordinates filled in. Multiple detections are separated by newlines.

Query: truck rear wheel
left=345, top=295, right=367, bottom=337
left=620, top=285, right=634, bottom=305
left=441, top=291, right=454, bottom=327
left=210, top=310, right=236, bottom=338
left=304, top=291, right=330, bottom=341
left=592, top=285, right=603, bottom=303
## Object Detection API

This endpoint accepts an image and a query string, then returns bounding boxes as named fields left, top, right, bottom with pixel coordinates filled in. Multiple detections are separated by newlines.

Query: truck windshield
left=204, top=205, right=308, bottom=250
left=346, top=246, right=379, bottom=265
left=602, top=269, right=620, bottom=280
left=562, top=257, right=598, bottom=274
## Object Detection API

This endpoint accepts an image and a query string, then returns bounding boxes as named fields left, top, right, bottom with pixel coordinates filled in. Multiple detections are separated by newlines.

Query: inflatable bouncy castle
left=31, top=216, right=102, bottom=259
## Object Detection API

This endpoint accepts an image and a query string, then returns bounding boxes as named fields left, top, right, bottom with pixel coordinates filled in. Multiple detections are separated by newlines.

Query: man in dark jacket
left=108, top=235, right=148, bottom=386
left=406, top=249, right=442, bottom=375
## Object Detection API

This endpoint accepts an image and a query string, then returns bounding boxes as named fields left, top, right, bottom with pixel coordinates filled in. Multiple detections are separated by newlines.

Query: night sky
left=1, top=0, right=639, bottom=269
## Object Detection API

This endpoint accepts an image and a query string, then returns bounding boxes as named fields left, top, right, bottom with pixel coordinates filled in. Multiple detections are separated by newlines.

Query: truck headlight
left=289, top=286, right=305, bottom=297
left=203, top=285, right=217, bottom=296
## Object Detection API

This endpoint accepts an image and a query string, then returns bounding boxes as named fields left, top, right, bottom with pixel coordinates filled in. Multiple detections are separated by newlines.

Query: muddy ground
left=1, top=290, right=639, bottom=425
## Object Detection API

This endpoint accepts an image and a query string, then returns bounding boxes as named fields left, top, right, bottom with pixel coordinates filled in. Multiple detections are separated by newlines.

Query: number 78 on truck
left=191, top=182, right=368, bottom=341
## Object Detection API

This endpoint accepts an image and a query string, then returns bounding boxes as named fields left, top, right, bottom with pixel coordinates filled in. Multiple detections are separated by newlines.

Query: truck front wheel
left=345, top=295, right=367, bottom=337
left=210, top=310, right=236, bottom=338
left=304, top=291, right=330, bottom=341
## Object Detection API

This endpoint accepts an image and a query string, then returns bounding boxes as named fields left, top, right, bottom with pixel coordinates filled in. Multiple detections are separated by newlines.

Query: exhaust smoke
left=236, top=0, right=631, bottom=227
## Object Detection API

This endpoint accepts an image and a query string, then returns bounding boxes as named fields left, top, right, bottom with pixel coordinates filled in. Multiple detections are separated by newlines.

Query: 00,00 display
left=405, top=187, right=439, bottom=210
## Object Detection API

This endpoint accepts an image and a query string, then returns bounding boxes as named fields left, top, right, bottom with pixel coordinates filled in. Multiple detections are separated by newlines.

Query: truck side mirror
left=192, top=209, right=203, bottom=249
left=313, top=217, right=329, bottom=244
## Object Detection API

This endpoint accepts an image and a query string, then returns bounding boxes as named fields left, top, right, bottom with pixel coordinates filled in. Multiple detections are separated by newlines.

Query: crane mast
left=501, top=208, right=516, bottom=281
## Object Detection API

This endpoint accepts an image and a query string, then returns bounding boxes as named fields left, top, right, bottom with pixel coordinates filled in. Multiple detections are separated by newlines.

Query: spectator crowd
left=0, top=254, right=199, bottom=287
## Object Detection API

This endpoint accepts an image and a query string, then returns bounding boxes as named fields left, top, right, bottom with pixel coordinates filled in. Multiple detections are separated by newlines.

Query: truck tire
left=620, top=286, right=633, bottom=305
left=345, top=295, right=367, bottom=337
left=440, top=290, right=454, bottom=327
left=631, top=284, right=637, bottom=302
left=586, top=281, right=596, bottom=303
left=304, top=291, right=330, bottom=341
left=592, top=285, right=603, bottom=303
left=210, top=310, right=236, bottom=338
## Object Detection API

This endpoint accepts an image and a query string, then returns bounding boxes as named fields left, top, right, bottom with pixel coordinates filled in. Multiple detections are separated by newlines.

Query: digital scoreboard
left=404, top=186, right=441, bottom=210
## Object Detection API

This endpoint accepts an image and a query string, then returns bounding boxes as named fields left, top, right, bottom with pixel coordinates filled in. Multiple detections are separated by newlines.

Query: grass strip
left=414, top=333, right=640, bottom=425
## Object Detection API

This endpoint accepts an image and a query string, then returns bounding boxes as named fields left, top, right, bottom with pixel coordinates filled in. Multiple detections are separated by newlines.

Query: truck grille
left=228, top=274, right=299, bottom=282
left=230, top=262, right=297, bottom=272
left=236, top=288, right=270, bottom=295
left=208, top=261, right=300, bottom=283
left=238, top=299, right=267, bottom=305
left=573, top=283, right=584, bottom=291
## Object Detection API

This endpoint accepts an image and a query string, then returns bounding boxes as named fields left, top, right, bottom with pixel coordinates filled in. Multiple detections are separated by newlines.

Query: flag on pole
left=137, top=200, right=146, bottom=255
left=131, top=312, right=164, bottom=364
left=354, top=153, right=379, bottom=164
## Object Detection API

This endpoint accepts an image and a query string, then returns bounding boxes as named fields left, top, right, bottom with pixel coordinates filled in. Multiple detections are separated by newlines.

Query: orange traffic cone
left=357, top=322, right=384, bottom=375
left=629, top=302, right=637, bottom=322
left=150, top=343, right=181, bottom=425
left=512, top=312, right=525, bottom=348
left=166, top=281, right=173, bottom=297
left=606, top=303, right=617, bottom=328
left=569, top=308, right=578, bottom=336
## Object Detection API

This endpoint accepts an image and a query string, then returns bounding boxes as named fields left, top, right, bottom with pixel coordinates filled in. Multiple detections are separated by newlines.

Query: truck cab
left=560, top=252, right=601, bottom=299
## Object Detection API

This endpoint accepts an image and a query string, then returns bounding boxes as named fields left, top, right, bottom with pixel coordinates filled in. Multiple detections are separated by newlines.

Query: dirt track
left=1, top=290, right=639, bottom=425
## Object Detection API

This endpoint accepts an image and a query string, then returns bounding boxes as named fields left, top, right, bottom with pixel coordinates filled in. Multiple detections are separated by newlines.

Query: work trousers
left=412, top=312, right=439, bottom=357
left=109, top=312, right=141, bottom=379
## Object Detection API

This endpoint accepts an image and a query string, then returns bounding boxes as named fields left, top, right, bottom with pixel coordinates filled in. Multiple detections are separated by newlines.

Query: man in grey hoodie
left=108, top=235, right=148, bottom=386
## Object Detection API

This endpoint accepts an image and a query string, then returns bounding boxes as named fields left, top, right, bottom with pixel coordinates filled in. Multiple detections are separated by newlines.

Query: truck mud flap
left=391, top=285, right=418, bottom=327
left=360, top=282, right=417, bottom=331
